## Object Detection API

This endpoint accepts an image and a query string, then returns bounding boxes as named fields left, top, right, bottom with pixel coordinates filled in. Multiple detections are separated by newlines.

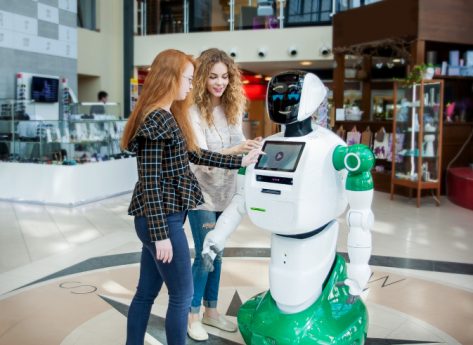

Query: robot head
left=267, top=71, right=327, bottom=125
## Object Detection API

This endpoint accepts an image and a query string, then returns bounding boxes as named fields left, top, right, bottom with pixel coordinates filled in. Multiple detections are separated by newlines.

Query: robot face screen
left=255, top=141, right=305, bottom=172
left=267, top=73, right=304, bottom=124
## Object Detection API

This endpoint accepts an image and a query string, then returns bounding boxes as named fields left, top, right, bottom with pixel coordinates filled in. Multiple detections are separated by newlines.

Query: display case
left=0, top=100, right=137, bottom=206
left=0, top=99, right=35, bottom=161
left=390, top=80, right=444, bottom=207
left=74, top=102, right=122, bottom=119
left=0, top=101, right=128, bottom=164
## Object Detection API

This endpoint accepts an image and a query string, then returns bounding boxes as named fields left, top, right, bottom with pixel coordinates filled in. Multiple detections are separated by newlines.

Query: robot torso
left=244, top=127, right=348, bottom=235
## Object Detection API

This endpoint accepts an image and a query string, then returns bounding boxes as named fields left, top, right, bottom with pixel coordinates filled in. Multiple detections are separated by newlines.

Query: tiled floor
left=0, top=192, right=472, bottom=345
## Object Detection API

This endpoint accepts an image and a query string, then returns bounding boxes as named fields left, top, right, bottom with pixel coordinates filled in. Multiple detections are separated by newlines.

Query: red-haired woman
left=121, top=49, right=261, bottom=345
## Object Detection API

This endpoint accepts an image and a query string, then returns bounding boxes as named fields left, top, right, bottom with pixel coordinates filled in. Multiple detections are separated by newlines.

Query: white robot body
left=245, top=127, right=347, bottom=234
left=270, top=221, right=338, bottom=313
left=202, top=71, right=374, bottom=319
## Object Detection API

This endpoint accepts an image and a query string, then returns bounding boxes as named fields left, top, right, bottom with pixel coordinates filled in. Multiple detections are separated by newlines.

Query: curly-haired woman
left=187, top=48, right=262, bottom=341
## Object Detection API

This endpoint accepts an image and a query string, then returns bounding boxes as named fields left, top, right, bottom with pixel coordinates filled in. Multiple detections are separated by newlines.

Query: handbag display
left=373, top=127, right=389, bottom=159
left=361, top=126, right=373, bottom=148
left=346, top=126, right=361, bottom=146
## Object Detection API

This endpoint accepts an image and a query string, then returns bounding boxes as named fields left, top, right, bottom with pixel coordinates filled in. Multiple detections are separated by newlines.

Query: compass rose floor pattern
left=0, top=192, right=472, bottom=345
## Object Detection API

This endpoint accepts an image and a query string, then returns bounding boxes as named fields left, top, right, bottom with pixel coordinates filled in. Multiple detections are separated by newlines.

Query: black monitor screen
left=255, top=141, right=305, bottom=172
left=31, top=76, right=59, bottom=103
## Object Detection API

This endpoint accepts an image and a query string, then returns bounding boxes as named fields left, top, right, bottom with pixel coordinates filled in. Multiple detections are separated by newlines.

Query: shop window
left=77, top=0, right=98, bottom=31
left=189, top=0, right=229, bottom=32
left=136, top=0, right=184, bottom=35
left=285, top=0, right=333, bottom=27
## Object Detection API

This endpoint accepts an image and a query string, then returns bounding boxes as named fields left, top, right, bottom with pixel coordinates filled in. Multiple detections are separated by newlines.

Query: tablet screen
left=255, top=141, right=305, bottom=172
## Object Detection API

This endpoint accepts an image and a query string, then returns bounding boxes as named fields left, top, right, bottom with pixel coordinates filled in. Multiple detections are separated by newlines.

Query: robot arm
left=202, top=169, right=247, bottom=272
left=333, top=144, right=375, bottom=297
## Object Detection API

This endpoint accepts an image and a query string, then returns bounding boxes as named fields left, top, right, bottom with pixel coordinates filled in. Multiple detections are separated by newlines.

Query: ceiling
left=238, top=59, right=334, bottom=77
left=137, top=59, right=336, bottom=81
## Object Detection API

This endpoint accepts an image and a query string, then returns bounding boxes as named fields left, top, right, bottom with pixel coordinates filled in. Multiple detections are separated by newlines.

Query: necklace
left=208, top=106, right=231, bottom=150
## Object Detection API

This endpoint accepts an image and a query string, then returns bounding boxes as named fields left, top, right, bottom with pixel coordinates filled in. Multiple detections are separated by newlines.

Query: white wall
left=79, top=5, right=333, bottom=113
left=77, top=0, right=123, bottom=113
left=134, top=26, right=333, bottom=67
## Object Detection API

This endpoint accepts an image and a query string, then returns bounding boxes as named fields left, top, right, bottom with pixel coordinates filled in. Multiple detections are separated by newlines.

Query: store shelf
left=434, top=75, right=473, bottom=81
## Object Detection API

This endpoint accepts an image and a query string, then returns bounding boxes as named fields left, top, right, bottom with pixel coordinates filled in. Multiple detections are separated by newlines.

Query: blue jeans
left=126, top=213, right=193, bottom=345
left=188, top=210, right=223, bottom=314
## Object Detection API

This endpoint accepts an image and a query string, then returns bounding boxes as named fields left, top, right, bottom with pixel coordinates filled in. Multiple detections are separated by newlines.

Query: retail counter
left=0, top=158, right=137, bottom=206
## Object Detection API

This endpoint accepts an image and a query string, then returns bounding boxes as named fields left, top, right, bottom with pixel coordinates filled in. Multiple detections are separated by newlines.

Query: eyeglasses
left=182, top=75, right=193, bottom=83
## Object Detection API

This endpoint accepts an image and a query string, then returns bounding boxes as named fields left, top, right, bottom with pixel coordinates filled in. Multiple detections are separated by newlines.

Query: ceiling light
left=300, top=61, right=312, bottom=66
left=255, top=74, right=263, bottom=78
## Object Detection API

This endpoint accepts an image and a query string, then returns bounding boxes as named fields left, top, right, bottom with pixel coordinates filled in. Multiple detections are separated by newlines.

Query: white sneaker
left=202, top=315, right=237, bottom=332
left=187, top=320, right=209, bottom=341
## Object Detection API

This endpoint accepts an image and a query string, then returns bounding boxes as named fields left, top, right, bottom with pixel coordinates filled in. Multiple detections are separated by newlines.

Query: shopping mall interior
left=0, top=1, right=472, bottom=344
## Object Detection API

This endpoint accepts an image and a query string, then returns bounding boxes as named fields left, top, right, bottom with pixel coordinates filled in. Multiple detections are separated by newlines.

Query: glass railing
left=135, top=0, right=384, bottom=36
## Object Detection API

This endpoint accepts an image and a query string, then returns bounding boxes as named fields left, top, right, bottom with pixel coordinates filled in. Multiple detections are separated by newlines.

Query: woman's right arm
left=190, top=110, right=209, bottom=150
left=189, top=108, right=213, bottom=178
left=221, top=137, right=263, bottom=155
left=141, top=138, right=174, bottom=262
left=221, top=116, right=262, bottom=155
left=141, top=138, right=170, bottom=242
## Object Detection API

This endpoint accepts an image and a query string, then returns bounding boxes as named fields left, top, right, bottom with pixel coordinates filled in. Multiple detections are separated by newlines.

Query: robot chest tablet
left=246, top=138, right=345, bottom=234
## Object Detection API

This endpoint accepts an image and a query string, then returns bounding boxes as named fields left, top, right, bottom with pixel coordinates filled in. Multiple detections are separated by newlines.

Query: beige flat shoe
left=202, top=315, right=237, bottom=332
left=187, top=320, right=209, bottom=341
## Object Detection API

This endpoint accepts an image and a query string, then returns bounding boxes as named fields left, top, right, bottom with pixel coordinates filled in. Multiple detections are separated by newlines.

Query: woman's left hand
left=241, top=148, right=264, bottom=167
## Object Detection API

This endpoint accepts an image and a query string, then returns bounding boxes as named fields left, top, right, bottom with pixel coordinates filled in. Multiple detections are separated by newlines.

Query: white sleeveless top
left=189, top=104, right=246, bottom=211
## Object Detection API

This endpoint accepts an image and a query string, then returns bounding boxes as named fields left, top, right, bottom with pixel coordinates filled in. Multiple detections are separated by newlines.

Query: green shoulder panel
left=332, top=144, right=375, bottom=192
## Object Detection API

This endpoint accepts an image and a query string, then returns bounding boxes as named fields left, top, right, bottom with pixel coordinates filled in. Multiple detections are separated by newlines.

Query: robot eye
left=288, top=84, right=298, bottom=90
left=287, top=93, right=300, bottom=101
left=272, top=94, right=284, bottom=101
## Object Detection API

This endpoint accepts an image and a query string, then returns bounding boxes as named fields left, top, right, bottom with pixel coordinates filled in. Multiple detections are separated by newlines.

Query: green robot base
left=238, top=255, right=368, bottom=345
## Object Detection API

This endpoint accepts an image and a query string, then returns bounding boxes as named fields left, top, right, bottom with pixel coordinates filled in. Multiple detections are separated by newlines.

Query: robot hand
left=344, top=278, right=363, bottom=297
left=335, top=264, right=369, bottom=304
left=201, top=192, right=247, bottom=272
left=202, top=231, right=224, bottom=272
left=336, top=273, right=366, bottom=304
left=344, top=259, right=371, bottom=298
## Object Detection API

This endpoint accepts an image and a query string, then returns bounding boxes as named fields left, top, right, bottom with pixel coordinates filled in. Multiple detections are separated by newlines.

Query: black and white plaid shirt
left=127, top=109, right=242, bottom=241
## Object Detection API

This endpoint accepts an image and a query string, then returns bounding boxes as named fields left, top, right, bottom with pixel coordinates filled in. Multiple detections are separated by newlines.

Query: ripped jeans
left=188, top=210, right=223, bottom=314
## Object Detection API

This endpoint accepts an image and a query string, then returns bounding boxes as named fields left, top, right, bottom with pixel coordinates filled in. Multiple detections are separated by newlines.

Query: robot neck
left=284, top=118, right=313, bottom=137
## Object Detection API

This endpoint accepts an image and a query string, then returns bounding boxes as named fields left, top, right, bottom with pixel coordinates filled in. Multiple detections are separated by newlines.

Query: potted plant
left=399, top=63, right=435, bottom=85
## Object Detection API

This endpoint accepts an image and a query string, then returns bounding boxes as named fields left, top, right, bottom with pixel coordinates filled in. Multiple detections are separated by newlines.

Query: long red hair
left=121, top=49, right=198, bottom=151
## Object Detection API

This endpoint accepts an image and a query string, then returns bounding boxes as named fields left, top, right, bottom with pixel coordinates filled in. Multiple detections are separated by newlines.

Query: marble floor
left=0, top=192, right=472, bottom=345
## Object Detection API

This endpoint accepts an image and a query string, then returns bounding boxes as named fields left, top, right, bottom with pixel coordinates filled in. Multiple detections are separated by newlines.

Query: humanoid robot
left=203, top=71, right=375, bottom=345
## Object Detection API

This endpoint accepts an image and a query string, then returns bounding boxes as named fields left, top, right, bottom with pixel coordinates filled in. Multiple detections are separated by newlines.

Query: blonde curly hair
left=192, top=48, right=246, bottom=126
